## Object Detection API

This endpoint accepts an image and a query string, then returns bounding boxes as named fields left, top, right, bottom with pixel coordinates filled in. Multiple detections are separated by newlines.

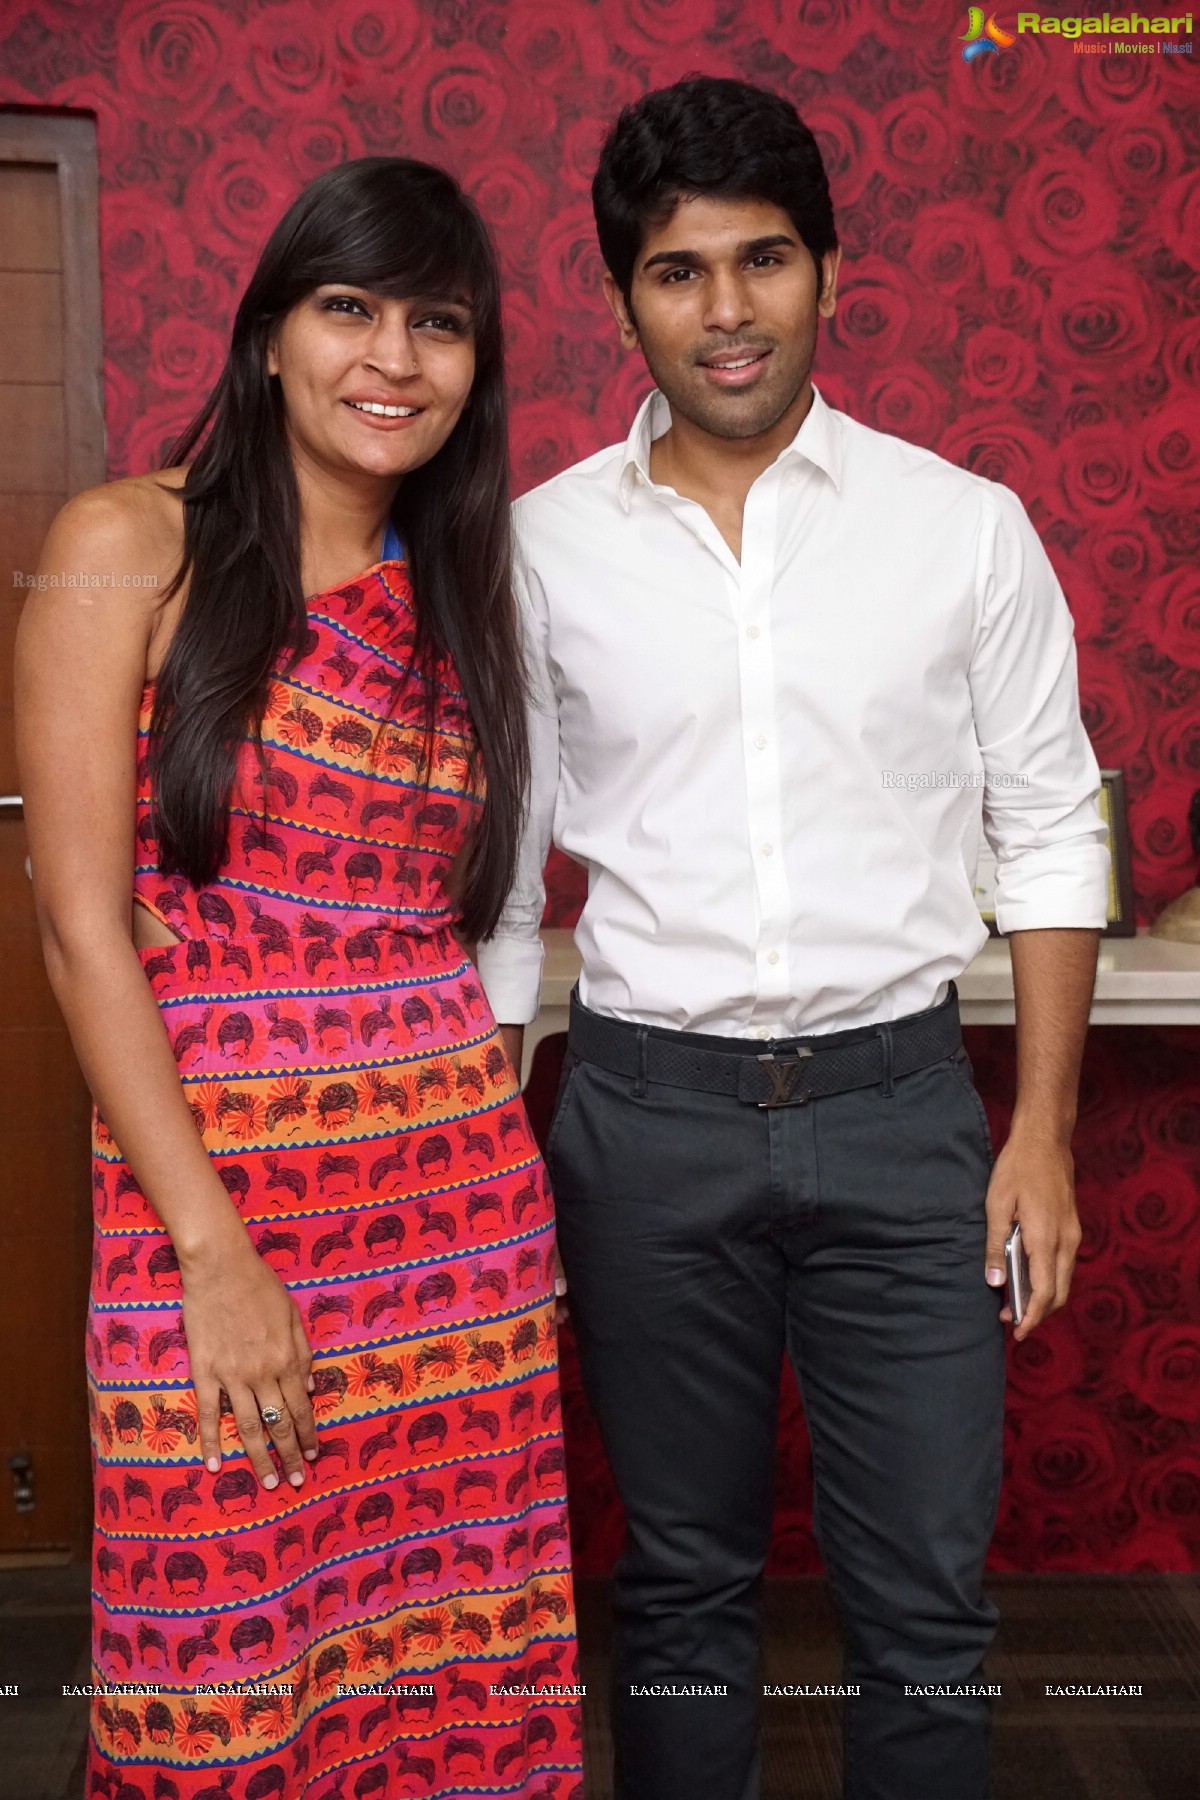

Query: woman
left=16, top=157, right=582, bottom=1800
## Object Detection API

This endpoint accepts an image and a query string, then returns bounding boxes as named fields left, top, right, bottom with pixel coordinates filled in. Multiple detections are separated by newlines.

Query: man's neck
left=646, top=379, right=815, bottom=564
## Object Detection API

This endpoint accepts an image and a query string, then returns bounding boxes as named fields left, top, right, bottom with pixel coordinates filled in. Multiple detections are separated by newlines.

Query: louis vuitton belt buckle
left=756, top=1046, right=814, bottom=1107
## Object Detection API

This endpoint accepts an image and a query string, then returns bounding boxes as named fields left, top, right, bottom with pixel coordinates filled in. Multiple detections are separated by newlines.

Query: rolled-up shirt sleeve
left=474, top=542, right=559, bottom=1024
left=970, top=482, right=1110, bottom=934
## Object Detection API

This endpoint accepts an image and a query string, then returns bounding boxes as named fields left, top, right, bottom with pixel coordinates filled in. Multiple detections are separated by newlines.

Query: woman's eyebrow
left=312, top=283, right=472, bottom=305
left=410, top=293, right=474, bottom=309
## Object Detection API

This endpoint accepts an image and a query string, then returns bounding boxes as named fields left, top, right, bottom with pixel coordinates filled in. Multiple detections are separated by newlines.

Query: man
left=476, top=76, right=1108, bottom=1800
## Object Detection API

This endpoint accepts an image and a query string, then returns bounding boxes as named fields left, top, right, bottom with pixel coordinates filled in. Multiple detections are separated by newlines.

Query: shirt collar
left=616, top=380, right=843, bottom=511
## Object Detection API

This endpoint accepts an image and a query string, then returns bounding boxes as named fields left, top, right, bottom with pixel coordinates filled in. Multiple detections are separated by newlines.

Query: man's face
left=604, top=194, right=840, bottom=442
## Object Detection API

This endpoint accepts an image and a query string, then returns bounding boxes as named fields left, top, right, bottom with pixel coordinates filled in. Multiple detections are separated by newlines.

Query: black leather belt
left=566, top=983, right=963, bottom=1108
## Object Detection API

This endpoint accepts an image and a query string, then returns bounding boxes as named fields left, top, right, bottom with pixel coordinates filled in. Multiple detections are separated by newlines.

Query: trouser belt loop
left=875, top=1021, right=895, bottom=1098
left=634, top=1024, right=650, bottom=1098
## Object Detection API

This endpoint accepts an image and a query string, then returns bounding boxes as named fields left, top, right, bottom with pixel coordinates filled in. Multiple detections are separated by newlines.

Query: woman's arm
left=15, top=483, right=319, bottom=1489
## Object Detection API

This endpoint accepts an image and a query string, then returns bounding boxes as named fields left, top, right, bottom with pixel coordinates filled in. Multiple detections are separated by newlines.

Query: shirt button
left=746, top=624, right=760, bottom=639
left=761, top=842, right=774, bottom=856
left=754, top=1026, right=770, bottom=1040
left=754, top=734, right=767, bottom=749
left=767, top=950, right=779, bottom=965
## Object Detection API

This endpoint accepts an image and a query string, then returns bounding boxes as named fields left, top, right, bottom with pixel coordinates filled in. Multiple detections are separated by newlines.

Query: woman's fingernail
left=554, top=1278, right=567, bottom=1295
left=305, top=1447, right=319, bottom=1460
left=289, top=1471, right=304, bottom=1487
left=986, top=1268, right=1005, bottom=1285
left=263, top=1474, right=279, bottom=1489
left=206, top=1456, right=220, bottom=1472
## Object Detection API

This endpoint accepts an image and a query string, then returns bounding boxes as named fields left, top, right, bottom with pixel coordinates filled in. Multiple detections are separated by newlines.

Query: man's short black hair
left=592, top=75, right=838, bottom=310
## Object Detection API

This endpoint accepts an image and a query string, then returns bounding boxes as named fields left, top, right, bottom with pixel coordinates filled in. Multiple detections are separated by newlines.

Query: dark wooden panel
left=0, top=115, right=104, bottom=495
left=0, top=161, right=59, bottom=269
left=0, top=273, right=63, bottom=383
left=0, top=1006, right=92, bottom=1555
left=0, top=122, right=105, bottom=1561
left=0, top=493, right=63, bottom=595
left=0, top=597, right=20, bottom=788
left=0, top=385, right=65, bottom=494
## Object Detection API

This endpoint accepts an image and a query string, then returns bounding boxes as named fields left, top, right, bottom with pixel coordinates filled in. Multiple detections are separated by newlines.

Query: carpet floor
left=1, top=1567, right=1195, bottom=1798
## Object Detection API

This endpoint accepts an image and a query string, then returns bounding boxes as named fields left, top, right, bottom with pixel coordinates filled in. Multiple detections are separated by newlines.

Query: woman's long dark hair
left=148, top=156, right=527, bottom=943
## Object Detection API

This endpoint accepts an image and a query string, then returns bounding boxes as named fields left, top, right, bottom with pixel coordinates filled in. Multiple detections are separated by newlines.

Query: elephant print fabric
left=87, top=554, right=582, bottom=1798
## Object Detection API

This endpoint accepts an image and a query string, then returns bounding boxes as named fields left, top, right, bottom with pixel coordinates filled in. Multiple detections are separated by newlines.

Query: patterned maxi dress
left=86, top=543, right=583, bottom=1799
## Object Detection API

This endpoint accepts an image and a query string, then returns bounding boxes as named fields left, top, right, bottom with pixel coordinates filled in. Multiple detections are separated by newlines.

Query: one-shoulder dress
left=86, top=535, right=583, bottom=1799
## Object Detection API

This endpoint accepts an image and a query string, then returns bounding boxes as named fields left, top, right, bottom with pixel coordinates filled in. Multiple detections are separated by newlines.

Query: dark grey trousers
left=545, top=993, right=1006, bottom=1800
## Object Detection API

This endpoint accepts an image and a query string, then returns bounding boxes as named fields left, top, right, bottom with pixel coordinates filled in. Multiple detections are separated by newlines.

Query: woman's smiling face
left=266, top=284, right=477, bottom=480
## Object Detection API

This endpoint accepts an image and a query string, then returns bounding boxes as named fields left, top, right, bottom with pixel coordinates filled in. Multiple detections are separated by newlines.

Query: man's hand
left=496, top=1021, right=568, bottom=1323
left=991, top=925, right=1098, bottom=1340
left=983, top=1126, right=1081, bottom=1341
left=552, top=1241, right=569, bottom=1326
left=499, top=1023, right=524, bottom=1084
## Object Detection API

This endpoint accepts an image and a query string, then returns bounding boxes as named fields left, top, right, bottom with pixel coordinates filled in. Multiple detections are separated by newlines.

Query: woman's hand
left=180, top=1232, right=320, bottom=1489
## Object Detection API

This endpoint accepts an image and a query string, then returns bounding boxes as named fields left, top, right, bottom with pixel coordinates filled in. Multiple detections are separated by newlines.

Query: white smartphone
left=1005, top=1221, right=1031, bottom=1324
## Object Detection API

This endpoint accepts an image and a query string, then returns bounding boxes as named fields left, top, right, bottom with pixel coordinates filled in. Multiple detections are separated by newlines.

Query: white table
left=519, top=927, right=1200, bottom=1084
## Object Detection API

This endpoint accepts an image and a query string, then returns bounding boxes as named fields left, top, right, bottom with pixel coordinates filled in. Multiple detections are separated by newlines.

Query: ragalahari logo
left=961, top=7, right=1017, bottom=56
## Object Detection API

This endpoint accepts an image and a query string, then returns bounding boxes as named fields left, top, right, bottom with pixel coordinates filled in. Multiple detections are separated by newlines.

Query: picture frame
left=973, top=768, right=1135, bottom=938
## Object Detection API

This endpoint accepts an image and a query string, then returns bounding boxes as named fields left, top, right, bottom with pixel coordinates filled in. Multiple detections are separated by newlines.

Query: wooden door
left=0, top=112, right=105, bottom=1561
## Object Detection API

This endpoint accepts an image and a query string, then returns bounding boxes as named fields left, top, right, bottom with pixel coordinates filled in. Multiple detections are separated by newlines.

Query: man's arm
left=970, top=484, right=1110, bottom=934
left=986, top=927, right=1098, bottom=1339
left=499, top=1023, right=525, bottom=1082
left=968, top=484, right=1108, bottom=1336
left=476, top=545, right=560, bottom=1087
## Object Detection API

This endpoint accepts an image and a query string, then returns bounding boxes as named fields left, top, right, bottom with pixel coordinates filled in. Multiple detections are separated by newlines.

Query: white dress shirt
left=475, top=384, right=1110, bottom=1039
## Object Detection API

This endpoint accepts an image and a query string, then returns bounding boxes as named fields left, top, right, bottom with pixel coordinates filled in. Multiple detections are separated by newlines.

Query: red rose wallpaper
left=1, top=0, right=1197, bottom=1577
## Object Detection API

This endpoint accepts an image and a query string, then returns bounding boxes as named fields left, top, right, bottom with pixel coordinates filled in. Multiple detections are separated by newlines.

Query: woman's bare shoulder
left=42, top=468, right=188, bottom=585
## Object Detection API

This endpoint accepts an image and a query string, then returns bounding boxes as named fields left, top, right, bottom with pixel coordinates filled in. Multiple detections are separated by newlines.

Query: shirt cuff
left=993, top=842, right=1111, bottom=934
left=474, top=933, right=546, bottom=1026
